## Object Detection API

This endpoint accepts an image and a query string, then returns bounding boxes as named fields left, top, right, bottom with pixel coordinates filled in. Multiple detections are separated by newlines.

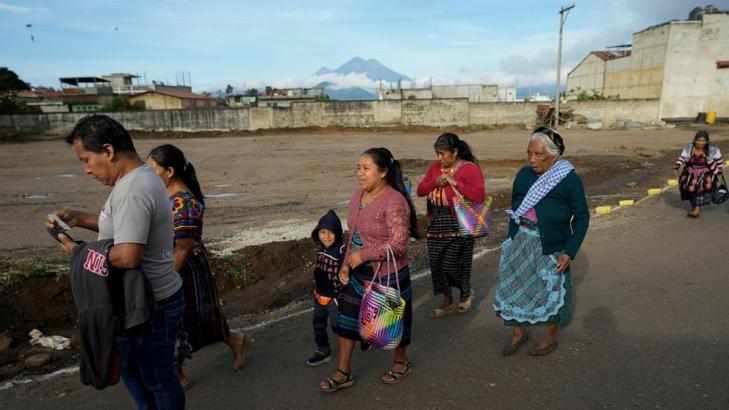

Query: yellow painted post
left=619, top=200, right=635, bottom=206
left=667, top=179, right=678, bottom=186
left=647, top=188, right=662, bottom=196
left=596, top=206, right=612, bottom=215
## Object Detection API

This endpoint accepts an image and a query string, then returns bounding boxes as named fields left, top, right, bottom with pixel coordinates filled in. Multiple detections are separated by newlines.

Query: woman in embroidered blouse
left=319, top=147, right=419, bottom=392
left=673, top=131, right=724, bottom=218
left=493, top=128, right=589, bottom=357
left=148, top=144, right=250, bottom=388
left=417, top=133, right=485, bottom=317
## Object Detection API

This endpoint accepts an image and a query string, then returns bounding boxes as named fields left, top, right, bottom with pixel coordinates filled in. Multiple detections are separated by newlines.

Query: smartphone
left=47, top=214, right=74, bottom=243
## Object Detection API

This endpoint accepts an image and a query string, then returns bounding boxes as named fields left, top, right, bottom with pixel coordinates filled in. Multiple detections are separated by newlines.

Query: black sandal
left=320, top=368, right=354, bottom=393
left=382, top=360, right=412, bottom=384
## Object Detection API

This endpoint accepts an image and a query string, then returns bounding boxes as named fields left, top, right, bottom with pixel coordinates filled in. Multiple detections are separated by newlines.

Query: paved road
left=2, top=191, right=728, bottom=409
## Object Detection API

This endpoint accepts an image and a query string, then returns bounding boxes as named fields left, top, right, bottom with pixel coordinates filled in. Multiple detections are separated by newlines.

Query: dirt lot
left=3, top=125, right=727, bottom=255
left=1, top=124, right=727, bottom=381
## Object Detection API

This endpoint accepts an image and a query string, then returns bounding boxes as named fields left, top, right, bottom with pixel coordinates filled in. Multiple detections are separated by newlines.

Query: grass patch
left=0, top=257, right=68, bottom=288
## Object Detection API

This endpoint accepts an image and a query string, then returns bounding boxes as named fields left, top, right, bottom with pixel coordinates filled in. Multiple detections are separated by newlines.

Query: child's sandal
left=382, top=360, right=412, bottom=384
left=320, top=368, right=354, bottom=393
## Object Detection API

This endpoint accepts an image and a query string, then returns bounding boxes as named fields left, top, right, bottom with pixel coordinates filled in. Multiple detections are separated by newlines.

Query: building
left=58, top=76, right=114, bottom=112
left=567, top=7, right=729, bottom=118
left=257, top=87, right=323, bottom=108
left=379, top=84, right=517, bottom=102
left=128, top=89, right=217, bottom=110
left=226, top=95, right=258, bottom=108
left=566, top=50, right=631, bottom=97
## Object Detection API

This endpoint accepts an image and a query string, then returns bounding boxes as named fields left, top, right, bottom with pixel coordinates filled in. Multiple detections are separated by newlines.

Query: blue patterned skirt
left=493, top=222, right=571, bottom=326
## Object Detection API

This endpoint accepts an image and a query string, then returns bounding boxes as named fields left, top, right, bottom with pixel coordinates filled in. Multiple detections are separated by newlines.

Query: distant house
left=58, top=76, right=114, bottom=112
left=258, top=87, right=323, bottom=107
left=226, top=95, right=258, bottom=108
left=128, top=90, right=217, bottom=110
left=380, top=84, right=517, bottom=102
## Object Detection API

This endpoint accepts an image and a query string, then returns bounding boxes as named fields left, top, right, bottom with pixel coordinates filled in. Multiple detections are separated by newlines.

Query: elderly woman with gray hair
left=493, top=127, right=589, bottom=357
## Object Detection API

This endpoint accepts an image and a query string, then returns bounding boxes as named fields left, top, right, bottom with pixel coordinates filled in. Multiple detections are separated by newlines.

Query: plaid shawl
left=507, top=160, right=574, bottom=223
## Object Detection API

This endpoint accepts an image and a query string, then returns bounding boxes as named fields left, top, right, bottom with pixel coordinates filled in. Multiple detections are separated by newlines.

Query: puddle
left=206, top=193, right=236, bottom=199
left=24, top=194, right=50, bottom=200
left=57, top=174, right=78, bottom=178
left=215, top=183, right=233, bottom=188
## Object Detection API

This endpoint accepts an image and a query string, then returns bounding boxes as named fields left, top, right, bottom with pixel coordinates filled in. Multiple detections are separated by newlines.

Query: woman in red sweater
left=417, top=133, right=485, bottom=317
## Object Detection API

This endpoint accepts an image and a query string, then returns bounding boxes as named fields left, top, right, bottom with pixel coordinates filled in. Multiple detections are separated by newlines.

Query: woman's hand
left=556, top=253, right=571, bottom=274
left=435, top=174, right=448, bottom=187
left=348, top=252, right=363, bottom=269
left=45, top=209, right=78, bottom=230
left=56, top=233, right=79, bottom=255
left=339, top=266, right=350, bottom=285
left=444, top=174, right=458, bottom=187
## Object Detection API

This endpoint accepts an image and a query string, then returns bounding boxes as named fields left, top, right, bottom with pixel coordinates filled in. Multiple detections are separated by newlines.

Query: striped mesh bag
left=359, top=245, right=405, bottom=350
left=451, top=188, right=494, bottom=238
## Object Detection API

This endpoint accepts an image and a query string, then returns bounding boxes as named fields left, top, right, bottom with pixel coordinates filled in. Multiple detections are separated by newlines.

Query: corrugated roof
left=134, top=90, right=215, bottom=100
left=591, top=51, right=631, bottom=61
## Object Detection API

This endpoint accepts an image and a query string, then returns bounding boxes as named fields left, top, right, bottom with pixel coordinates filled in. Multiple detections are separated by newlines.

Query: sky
left=1, top=0, right=726, bottom=92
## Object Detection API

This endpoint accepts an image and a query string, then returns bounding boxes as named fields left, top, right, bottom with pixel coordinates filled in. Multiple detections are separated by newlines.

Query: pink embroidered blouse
left=345, top=186, right=411, bottom=276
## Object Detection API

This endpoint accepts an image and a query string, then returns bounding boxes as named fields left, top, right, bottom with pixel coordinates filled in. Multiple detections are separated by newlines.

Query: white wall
left=567, top=54, right=606, bottom=96
left=660, top=14, right=729, bottom=118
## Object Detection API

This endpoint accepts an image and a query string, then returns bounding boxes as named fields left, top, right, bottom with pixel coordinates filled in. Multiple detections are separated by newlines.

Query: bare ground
left=1, top=124, right=728, bottom=382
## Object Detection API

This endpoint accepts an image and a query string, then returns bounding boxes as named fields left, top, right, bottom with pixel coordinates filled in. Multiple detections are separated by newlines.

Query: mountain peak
left=313, top=57, right=412, bottom=82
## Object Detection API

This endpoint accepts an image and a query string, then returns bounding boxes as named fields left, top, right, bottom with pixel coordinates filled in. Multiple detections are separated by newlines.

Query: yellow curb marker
left=647, top=188, right=662, bottom=196
left=619, top=200, right=635, bottom=206
left=596, top=206, right=612, bottom=215
left=667, top=179, right=678, bottom=186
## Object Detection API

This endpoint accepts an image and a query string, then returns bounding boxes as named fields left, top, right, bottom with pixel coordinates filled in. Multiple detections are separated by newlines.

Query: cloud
left=0, top=2, right=48, bottom=14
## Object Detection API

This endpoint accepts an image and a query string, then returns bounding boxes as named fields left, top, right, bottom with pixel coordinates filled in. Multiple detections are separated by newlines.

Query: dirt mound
left=0, top=276, right=76, bottom=339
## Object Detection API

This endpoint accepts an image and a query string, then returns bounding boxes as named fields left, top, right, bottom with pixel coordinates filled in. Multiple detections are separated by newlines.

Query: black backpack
left=712, top=174, right=729, bottom=204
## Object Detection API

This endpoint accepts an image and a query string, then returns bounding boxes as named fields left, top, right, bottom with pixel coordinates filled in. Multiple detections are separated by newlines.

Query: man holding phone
left=45, top=114, right=184, bottom=409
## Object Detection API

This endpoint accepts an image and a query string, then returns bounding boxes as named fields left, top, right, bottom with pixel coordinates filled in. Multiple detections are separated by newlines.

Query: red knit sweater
left=345, top=186, right=410, bottom=276
left=416, top=161, right=486, bottom=218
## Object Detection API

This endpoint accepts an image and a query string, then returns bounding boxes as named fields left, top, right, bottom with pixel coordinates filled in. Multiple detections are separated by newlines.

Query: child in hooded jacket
left=307, top=210, right=344, bottom=366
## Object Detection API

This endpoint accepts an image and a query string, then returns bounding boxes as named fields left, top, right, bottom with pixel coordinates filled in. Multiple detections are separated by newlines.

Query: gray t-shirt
left=98, top=164, right=182, bottom=301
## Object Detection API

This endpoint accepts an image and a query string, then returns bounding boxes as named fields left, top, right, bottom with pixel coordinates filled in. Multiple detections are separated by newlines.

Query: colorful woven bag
left=358, top=245, right=405, bottom=350
left=451, top=188, right=494, bottom=238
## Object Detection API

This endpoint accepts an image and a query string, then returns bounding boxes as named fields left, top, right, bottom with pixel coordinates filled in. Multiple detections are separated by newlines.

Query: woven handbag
left=451, top=187, right=494, bottom=238
left=358, top=245, right=406, bottom=350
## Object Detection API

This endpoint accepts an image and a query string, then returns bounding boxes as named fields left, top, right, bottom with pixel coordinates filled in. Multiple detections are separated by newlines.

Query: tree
left=101, top=96, right=145, bottom=112
left=0, top=96, right=41, bottom=114
left=244, top=88, right=258, bottom=96
left=314, top=94, right=331, bottom=102
left=225, top=84, right=234, bottom=95
left=0, top=67, right=30, bottom=92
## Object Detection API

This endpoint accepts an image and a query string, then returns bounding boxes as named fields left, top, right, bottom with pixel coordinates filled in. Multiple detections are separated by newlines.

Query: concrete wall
left=565, top=99, right=661, bottom=127
left=401, top=99, right=469, bottom=126
left=469, top=102, right=540, bottom=126
left=129, top=93, right=183, bottom=110
left=567, top=53, right=606, bottom=96
left=660, top=14, right=729, bottom=118
left=431, top=85, right=498, bottom=102
left=604, top=23, right=670, bottom=99
left=0, top=98, right=663, bottom=137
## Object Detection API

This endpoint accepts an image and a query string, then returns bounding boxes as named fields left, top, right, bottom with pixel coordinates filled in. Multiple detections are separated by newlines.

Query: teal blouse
left=507, top=166, right=590, bottom=259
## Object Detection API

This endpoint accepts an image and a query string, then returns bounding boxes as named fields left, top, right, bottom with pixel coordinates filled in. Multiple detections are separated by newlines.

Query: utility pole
left=554, top=3, right=574, bottom=128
